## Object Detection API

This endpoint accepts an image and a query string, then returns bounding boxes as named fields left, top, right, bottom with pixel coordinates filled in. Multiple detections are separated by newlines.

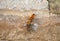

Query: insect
left=26, top=14, right=36, bottom=31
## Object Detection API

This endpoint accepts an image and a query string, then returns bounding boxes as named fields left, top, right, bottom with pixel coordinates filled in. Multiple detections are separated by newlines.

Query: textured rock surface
left=0, top=0, right=60, bottom=41
left=0, top=0, right=48, bottom=11
left=0, top=10, right=60, bottom=41
left=48, top=0, right=60, bottom=14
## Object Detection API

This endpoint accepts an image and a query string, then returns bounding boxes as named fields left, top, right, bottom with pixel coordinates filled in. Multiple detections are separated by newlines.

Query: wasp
left=26, top=14, right=36, bottom=31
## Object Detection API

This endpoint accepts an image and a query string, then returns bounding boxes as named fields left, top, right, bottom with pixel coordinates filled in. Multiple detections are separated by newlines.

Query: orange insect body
left=27, top=14, right=35, bottom=31
left=27, top=14, right=35, bottom=24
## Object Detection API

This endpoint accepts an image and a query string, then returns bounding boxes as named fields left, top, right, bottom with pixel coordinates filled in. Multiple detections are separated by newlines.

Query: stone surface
left=0, top=10, right=60, bottom=41
left=0, top=0, right=48, bottom=11
left=48, top=0, right=60, bottom=14
left=0, top=0, right=60, bottom=41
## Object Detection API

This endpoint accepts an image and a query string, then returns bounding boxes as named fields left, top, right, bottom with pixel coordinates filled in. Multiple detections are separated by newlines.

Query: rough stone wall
left=48, top=0, right=60, bottom=14
left=0, top=0, right=50, bottom=17
left=0, top=0, right=60, bottom=41
left=0, top=0, right=48, bottom=11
